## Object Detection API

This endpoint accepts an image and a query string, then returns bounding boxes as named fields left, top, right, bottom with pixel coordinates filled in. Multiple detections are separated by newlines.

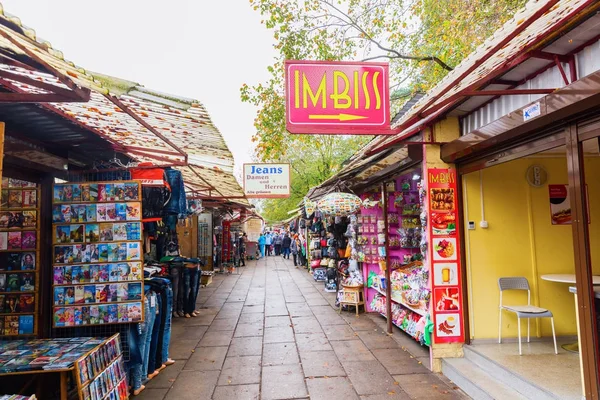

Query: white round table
left=540, top=274, right=600, bottom=353
left=540, top=274, right=600, bottom=284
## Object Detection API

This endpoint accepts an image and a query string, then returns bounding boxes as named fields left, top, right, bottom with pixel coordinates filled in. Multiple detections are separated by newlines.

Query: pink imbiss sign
left=285, top=60, right=390, bottom=134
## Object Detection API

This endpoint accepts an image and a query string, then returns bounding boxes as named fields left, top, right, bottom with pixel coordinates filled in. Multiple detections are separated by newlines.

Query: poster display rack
left=0, top=177, right=40, bottom=337
left=51, top=181, right=144, bottom=328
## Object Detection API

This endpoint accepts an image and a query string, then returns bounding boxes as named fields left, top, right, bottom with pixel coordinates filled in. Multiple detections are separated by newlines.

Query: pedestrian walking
left=291, top=235, right=299, bottom=266
left=237, top=232, right=246, bottom=267
left=265, top=232, right=273, bottom=256
left=274, top=232, right=282, bottom=256
left=258, top=233, right=266, bottom=258
left=282, top=233, right=292, bottom=259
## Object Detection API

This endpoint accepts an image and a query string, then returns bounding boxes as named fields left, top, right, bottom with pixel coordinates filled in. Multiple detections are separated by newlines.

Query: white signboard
left=243, top=163, right=291, bottom=198
left=244, top=218, right=263, bottom=243
left=523, top=102, right=541, bottom=121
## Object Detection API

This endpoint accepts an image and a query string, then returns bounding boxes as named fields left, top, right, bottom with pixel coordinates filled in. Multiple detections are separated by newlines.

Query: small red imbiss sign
left=285, top=60, right=390, bottom=135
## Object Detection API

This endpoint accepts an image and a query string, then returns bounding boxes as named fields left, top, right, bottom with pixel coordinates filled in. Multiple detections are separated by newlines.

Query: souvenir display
left=0, top=178, right=39, bottom=338
left=316, top=192, right=362, bottom=217
left=52, top=181, right=144, bottom=328
left=360, top=169, right=430, bottom=345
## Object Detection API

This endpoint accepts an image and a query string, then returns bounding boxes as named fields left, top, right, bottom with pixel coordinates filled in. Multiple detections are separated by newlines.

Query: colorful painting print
left=7, top=190, right=22, bottom=208
left=126, top=223, right=140, bottom=240
left=7, top=232, right=21, bottom=250
left=19, top=294, right=34, bottom=312
left=86, top=224, right=100, bottom=243
left=52, top=205, right=64, bottom=223
left=23, top=190, right=37, bottom=207
left=127, top=242, right=140, bottom=261
left=86, top=204, right=97, bottom=222
left=96, top=204, right=107, bottom=222
left=21, top=231, right=36, bottom=249
left=124, top=184, right=139, bottom=201
left=53, top=267, right=64, bottom=285
left=71, top=185, right=82, bottom=202
left=61, top=205, right=72, bottom=223
left=99, top=224, right=113, bottom=242
left=105, top=204, right=116, bottom=221
left=21, top=253, right=35, bottom=270
left=115, top=204, right=127, bottom=221
left=70, top=224, right=85, bottom=243
left=22, top=211, right=37, bottom=228
left=126, top=203, right=141, bottom=221
left=113, top=224, right=127, bottom=241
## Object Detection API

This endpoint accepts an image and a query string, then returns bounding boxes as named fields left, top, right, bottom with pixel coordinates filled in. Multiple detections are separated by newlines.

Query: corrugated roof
left=0, top=3, right=250, bottom=207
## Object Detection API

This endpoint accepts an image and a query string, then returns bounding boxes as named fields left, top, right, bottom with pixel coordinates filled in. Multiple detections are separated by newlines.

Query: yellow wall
left=463, top=156, right=600, bottom=339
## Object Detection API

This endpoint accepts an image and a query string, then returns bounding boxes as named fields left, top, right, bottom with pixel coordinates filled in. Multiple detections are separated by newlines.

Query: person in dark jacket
left=282, top=233, right=292, bottom=259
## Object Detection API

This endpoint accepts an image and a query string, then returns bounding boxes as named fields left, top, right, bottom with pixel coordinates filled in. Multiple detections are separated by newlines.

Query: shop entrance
left=454, top=129, right=600, bottom=399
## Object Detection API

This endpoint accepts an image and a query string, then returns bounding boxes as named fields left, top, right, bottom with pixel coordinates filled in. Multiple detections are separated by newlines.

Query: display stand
left=0, top=334, right=126, bottom=400
left=51, top=181, right=144, bottom=327
left=338, top=284, right=365, bottom=315
left=0, top=177, right=40, bottom=337
left=73, top=333, right=128, bottom=400
left=361, top=170, right=430, bottom=345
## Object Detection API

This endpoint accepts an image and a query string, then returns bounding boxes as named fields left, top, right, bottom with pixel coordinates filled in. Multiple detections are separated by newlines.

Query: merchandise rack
left=51, top=181, right=145, bottom=329
left=0, top=177, right=41, bottom=337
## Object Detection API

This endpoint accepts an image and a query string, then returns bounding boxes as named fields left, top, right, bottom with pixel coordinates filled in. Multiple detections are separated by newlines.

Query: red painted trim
left=461, top=89, right=555, bottom=96
left=0, top=29, right=91, bottom=102
left=554, top=55, right=570, bottom=86
left=0, top=69, right=82, bottom=100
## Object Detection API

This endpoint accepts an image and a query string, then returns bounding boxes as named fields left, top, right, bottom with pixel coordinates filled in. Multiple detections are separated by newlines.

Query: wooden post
left=381, top=182, right=392, bottom=334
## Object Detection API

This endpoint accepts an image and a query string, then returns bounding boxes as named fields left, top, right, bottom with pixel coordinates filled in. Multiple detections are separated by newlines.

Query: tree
left=242, top=0, right=528, bottom=159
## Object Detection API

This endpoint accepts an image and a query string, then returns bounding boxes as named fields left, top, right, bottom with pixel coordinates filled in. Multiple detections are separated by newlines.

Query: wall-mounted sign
left=243, top=163, right=290, bottom=199
left=285, top=60, right=390, bottom=135
left=427, top=168, right=465, bottom=344
left=523, top=102, right=541, bottom=122
left=526, top=164, right=547, bottom=187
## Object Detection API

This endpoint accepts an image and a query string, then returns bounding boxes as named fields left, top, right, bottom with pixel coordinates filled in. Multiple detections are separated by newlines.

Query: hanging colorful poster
left=427, top=168, right=464, bottom=344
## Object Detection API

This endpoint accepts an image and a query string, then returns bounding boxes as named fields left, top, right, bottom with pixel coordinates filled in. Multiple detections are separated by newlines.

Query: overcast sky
left=1, top=0, right=276, bottom=179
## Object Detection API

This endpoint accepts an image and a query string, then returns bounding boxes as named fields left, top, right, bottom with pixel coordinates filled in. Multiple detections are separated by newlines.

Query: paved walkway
left=138, top=256, right=468, bottom=400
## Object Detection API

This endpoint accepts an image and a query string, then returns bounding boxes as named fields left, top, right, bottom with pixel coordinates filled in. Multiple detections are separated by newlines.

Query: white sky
left=1, top=0, right=277, bottom=179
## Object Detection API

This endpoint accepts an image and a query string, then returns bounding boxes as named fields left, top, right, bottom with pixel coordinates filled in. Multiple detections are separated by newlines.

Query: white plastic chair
left=498, top=277, right=558, bottom=355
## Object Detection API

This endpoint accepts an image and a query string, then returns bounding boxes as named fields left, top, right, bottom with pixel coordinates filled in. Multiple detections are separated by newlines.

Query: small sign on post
left=285, top=60, right=391, bottom=134
left=243, top=163, right=291, bottom=199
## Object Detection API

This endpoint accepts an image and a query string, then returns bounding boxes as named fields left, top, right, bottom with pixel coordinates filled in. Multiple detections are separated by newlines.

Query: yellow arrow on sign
left=308, top=113, right=369, bottom=121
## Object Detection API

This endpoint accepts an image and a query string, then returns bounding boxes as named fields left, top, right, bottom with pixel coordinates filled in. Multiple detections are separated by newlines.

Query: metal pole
left=381, top=182, right=393, bottom=334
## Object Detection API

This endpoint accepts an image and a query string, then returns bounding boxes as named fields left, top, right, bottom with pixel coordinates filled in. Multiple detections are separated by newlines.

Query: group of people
left=257, top=231, right=307, bottom=267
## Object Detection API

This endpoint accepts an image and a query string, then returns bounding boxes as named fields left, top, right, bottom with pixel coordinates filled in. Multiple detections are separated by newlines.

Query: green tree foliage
left=243, top=0, right=527, bottom=220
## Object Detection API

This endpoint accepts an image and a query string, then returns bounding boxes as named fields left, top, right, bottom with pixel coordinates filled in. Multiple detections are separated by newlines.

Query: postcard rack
left=0, top=177, right=40, bottom=337
left=51, top=181, right=144, bottom=328
left=73, top=333, right=128, bottom=400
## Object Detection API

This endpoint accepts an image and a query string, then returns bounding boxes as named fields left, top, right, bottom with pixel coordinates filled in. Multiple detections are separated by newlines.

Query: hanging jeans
left=127, top=321, right=143, bottom=390
left=141, top=292, right=157, bottom=380
left=147, top=293, right=163, bottom=375
left=160, top=282, right=174, bottom=364
left=169, top=264, right=183, bottom=315
left=183, top=266, right=199, bottom=314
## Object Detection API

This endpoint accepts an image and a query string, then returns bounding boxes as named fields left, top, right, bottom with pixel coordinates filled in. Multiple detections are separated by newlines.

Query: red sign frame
left=285, top=60, right=391, bottom=135
left=427, top=168, right=465, bottom=344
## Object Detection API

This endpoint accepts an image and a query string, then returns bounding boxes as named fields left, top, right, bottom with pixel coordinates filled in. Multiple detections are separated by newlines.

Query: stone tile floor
left=138, top=256, right=469, bottom=400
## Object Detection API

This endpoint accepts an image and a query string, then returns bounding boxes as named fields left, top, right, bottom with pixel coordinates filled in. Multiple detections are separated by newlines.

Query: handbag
left=320, top=258, right=329, bottom=267
left=310, top=259, right=321, bottom=268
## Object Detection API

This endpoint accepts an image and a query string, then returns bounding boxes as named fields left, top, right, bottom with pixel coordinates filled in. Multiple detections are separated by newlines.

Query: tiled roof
left=0, top=4, right=249, bottom=207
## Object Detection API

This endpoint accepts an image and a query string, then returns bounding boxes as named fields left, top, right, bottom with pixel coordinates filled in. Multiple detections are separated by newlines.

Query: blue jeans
left=170, top=265, right=183, bottom=314
left=127, top=321, right=144, bottom=390
left=282, top=247, right=290, bottom=258
left=183, top=267, right=199, bottom=314
left=147, top=293, right=162, bottom=374
left=161, top=284, right=173, bottom=364
left=142, top=292, right=157, bottom=380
